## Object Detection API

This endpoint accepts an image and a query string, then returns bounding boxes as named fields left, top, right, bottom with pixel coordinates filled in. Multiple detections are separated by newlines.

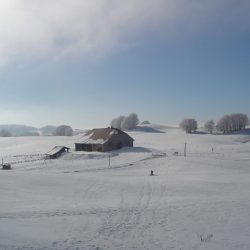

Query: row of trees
left=110, top=112, right=249, bottom=134
left=180, top=113, right=249, bottom=134
left=1, top=112, right=248, bottom=136
left=0, top=125, right=74, bottom=137
left=216, top=113, right=249, bottom=133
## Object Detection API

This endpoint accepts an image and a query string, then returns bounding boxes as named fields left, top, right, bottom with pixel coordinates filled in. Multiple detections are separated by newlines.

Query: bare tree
left=179, top=118, right=198, bottom=133
left=204, top=120, right=215, bottom=134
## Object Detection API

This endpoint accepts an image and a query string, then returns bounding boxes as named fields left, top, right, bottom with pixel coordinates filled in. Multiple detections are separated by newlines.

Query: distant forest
left=0, top=124, right=80, bottom=137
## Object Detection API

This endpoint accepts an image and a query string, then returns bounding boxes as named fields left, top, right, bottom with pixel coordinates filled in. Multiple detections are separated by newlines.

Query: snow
left=0, top=127, right=250, bottom=249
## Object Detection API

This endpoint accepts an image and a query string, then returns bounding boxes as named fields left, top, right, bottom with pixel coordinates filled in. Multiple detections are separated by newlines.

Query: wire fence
left=2, top=154, right=46, bottom=166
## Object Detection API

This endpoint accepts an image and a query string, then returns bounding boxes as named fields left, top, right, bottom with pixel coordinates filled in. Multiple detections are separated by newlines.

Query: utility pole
left=184, top=143, right=187, bottom=157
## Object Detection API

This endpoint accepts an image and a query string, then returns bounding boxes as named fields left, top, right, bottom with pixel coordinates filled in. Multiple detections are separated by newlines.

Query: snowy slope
left=0, top=128, right=250, bottom=249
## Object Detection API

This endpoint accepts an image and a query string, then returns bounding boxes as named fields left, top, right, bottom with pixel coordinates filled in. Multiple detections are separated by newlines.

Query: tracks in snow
left=95, top=182, right=153, bottom=241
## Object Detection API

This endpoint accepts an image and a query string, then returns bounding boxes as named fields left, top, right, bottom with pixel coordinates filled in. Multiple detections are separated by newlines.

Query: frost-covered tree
left=0, top=129, right=12, bottom=137
left=231, top=113, right=249, bottom=130
left=216, top=115, right=231, bottom=133
left=216, top=113, right=249, bottom=133
left=110, top=116, right=126, bottom=130
left=179, top=118, right=198, bottom=133
left=54, top=125, right=73, bottom=136
left=204, top=120, right=215, bottom=134
left=110, top=113, right=139, bottom=131
left=121, top=113, right=139, bottom=130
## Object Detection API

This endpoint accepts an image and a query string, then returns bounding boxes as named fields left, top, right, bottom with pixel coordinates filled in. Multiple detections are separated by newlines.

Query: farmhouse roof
left=76, top=127, right=134, bottom=145
left=46, top=146, right=69, bottom=156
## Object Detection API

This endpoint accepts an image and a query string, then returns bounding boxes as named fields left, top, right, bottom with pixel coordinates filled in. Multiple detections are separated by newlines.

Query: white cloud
left=0, top=0, right=169, bottom=61
left=0, top=0, right=249, bottom=64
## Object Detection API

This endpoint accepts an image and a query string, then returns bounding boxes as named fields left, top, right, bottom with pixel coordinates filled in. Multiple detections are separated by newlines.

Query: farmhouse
left=75, top=127, right=134, bottom=152
left=46, top=146, right=70, bottom=159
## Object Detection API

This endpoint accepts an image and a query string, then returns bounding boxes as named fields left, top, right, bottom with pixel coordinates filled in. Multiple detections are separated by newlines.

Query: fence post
left=184, top=143, right=187, bottom=157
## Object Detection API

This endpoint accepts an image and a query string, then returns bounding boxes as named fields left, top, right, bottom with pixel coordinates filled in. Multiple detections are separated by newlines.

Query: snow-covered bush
left=54, top=125, right=73, bottom=136
left=179, top=118, right=198, bottom=133
left=216, top=113, right=249, bottom=133
left=110, top=113, right=139, bottom=131
left=204, top=120, right=215, bottom=134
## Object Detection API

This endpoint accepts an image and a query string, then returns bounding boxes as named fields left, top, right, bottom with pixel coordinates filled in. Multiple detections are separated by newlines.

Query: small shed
left=75, top=127, right=134, bottom=152
left=46, top=146, right=70, bottom=159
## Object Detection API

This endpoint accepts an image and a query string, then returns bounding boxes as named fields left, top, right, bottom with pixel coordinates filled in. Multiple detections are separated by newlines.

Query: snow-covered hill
left=0, top=128, right=250, bottom=249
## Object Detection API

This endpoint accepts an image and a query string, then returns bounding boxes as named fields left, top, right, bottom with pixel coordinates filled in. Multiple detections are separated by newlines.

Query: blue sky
left=0, top=0, right=249, bottom=128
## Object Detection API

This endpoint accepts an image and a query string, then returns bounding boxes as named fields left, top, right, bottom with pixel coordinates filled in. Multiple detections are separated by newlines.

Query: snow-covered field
left=1, top=127, right=250, bottom=250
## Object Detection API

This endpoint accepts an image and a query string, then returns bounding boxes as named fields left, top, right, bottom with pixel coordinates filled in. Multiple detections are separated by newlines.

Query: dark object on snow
left=2, top=163, right=11, bottom=170
left=46, top=146, right=70, bottom=159
left=150, top=170, right=154, bottom=176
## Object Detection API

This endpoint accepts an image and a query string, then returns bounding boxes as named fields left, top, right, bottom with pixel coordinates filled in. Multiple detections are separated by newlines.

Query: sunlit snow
left=0, top=126, right=250, bottom=249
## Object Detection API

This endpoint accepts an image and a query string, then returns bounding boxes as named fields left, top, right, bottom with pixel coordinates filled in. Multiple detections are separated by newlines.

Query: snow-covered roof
left=46, top=146, right=69, bottom=156
left=76, top=128, right=133, bottom=145
left=80, top=138, right=106, bottom=145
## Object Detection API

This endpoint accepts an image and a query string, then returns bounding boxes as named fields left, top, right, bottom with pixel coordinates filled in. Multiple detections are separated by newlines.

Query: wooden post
left=184, top=143, right=187, bottom=157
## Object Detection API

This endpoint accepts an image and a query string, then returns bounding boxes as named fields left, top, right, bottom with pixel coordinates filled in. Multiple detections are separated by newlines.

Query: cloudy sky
left=0, top=0, right=249, bottom=128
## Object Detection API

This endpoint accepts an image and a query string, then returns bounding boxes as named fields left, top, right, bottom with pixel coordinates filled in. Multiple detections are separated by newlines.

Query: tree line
left=180, top=113, right=249, bottom=134
left=110, top=112, right=249, bottom=134
left=0, top=125, right=74, bottom=137
left=0, top=112, right=248, bottom=137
